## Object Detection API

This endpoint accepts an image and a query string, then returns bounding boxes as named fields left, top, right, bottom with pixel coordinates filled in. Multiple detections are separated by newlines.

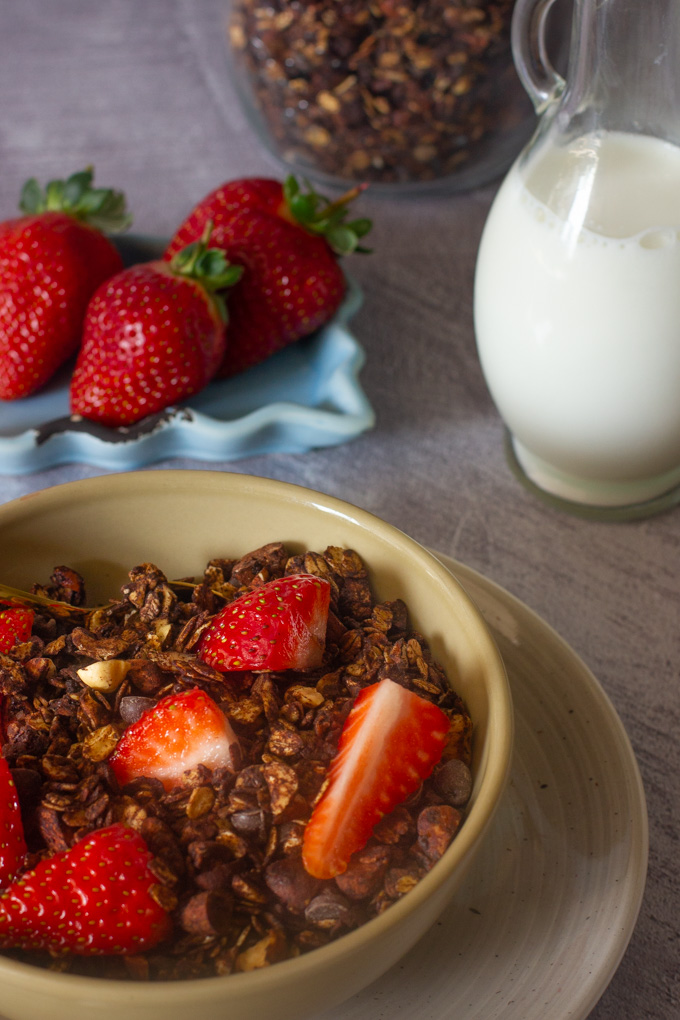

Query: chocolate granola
left=228, top=0, right=528, bottom=186
left=0, top=543, right=472, bottom=980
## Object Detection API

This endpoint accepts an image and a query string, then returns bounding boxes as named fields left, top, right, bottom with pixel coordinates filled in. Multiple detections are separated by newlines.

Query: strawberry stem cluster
left=19, top=167, right=131, bottom=234
left=169, top=222, right=243, bottom=324
left=282, top=176, right=372, bottom=256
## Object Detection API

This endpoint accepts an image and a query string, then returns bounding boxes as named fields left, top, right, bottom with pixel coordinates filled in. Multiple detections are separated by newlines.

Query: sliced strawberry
left=198, top=573, right=331, bottom=673
left=0, top=756, right=27, bottom=887
left=0, top=606, right=34, bottom=653
left=302, top=678, right=451, bottom=880
left=109, top=687, right=239, bottom=791
left=0, top=823, right=171, bottom=955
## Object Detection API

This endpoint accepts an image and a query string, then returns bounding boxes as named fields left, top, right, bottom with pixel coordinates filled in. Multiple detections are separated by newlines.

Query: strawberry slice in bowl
left=302, top=678, right=451, bottom=880
left=0, top=823, right=171, bottom=955
left=109, top=687, right=240, bottom=791
left=198, top=573, right=332, bottom=673
left=0, top=756, right=27, bottom=888
left=0, top=606, right=34, bottom=653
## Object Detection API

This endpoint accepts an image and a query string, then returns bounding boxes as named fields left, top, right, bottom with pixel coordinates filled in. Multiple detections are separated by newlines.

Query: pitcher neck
left=561, top=0, right=680, bottom=143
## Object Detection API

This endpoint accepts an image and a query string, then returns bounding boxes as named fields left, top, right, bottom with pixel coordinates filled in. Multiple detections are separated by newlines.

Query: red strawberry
left=187, top=211, right=345, bottom=378
left=109, top=687, right=240, bottom=791
left=166, top=178, right=288, bottom=252
left=0, top=606, right=34, bottom=653
left=165, top=176, right=371, bottom=377
left=69, top=234, right=242, bottom=426
left=302, top=678, right=451, bottom=880
left=0, top=823, right=171, bottom=955
left=0, top=757, right=27, bottom=887
left=0, top=168, right=129, bottom=400
left=198, top=573, right=331, bottom=673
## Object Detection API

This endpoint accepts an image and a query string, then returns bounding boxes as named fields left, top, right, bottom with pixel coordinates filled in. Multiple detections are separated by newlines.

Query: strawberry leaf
left=61, top=169, right=94, bottom=208
left=18, top=177, right=42, bottom=214
left=347, top=217, right=372, bottom=238
left=288, top=191, right=320, bottom=224
left=326, top=225, right=361, bottom=256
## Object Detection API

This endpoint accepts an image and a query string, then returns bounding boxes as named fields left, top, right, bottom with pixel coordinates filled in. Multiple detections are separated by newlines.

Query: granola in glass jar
left=227, top=0, right=534, bottom=191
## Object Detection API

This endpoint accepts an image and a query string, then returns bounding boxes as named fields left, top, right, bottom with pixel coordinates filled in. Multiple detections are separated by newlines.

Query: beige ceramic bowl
left=0, top=470, right=512, bottom=1020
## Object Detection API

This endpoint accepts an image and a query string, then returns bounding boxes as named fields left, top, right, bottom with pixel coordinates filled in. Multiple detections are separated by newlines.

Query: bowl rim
left=0, top=470, right=513, bottom=1002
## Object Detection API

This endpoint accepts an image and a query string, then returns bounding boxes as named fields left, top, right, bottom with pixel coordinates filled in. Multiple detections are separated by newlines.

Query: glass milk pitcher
left=473, top=0, right=680, bottom=515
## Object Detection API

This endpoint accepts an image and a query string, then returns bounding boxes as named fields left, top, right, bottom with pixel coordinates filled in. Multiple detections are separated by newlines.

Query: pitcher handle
left=512, top=0, right=566, bottom=112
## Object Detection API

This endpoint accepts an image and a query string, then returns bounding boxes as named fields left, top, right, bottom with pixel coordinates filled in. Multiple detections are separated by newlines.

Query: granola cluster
left=0, top=544, right=472, bottom=980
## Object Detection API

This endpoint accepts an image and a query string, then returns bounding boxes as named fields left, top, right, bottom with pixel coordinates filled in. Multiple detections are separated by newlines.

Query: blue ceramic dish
left=0, top=236, right=374, bottom=474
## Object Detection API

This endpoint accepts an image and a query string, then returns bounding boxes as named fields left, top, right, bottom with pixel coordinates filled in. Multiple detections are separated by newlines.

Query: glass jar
left=227, top=0, right=542, bottom=193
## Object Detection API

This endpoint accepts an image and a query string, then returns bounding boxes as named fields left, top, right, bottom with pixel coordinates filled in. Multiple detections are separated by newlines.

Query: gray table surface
left=0, top=2, right=677, bottom=1018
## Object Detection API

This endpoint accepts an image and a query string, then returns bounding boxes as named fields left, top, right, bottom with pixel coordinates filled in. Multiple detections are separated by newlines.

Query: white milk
left=473, top=131, right=680, bottom=506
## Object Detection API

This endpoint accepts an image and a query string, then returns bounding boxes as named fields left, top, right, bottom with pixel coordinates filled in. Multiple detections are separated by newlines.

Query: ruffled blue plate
left=0, top=235, right=374, bottom=474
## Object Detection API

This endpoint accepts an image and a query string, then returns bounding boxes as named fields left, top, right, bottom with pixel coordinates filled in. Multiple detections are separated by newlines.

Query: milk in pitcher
left=474, top=130, right=680, bottom=505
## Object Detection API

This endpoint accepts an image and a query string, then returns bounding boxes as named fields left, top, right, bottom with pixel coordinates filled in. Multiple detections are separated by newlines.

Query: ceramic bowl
left=0, top=470, right=512, bottom=1020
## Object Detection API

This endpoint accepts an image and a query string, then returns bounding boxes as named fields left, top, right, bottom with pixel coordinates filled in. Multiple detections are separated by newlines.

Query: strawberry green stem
left=19, top=167, right=132, bottom=233
left=282, top=175, right=372, bottom=256
left=315, top=183, right=368, bottom=223
left=169, top=227, right=243, bottom=324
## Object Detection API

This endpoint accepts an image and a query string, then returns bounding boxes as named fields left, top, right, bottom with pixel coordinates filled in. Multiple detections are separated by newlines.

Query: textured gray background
left=0, top=2, right=677, bottom=1017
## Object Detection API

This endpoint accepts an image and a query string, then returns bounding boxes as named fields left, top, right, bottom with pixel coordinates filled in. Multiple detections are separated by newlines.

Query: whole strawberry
left=166, top=178, right=288, bottom=251
left=165, top=176, right=371, bottom=377
left=0, top=168, right=130, bottom=400
left=0, top=823, right=171, bottom=955
left=69, top=234, right=242, bottom=426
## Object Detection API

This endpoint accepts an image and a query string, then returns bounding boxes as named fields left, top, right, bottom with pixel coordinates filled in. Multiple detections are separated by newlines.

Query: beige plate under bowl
left=320, top=554, right=648, bottom=1020
left=0, top=470, right=512, bottom=1020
